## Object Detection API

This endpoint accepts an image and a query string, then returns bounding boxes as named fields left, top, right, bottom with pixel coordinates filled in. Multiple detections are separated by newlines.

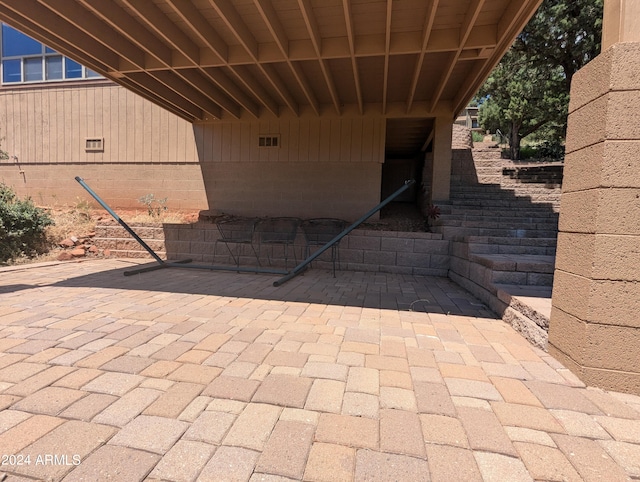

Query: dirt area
left=4, top=207, right=199, bottom=266
left=363, top=202, right=429, bottom=232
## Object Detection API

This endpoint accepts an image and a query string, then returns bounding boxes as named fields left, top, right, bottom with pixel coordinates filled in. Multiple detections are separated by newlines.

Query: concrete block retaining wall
left=94, top=221, right=450, bottom=276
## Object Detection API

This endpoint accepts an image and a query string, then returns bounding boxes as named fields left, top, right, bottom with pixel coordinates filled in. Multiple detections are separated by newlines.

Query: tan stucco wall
left=0, top=84, right=392, bottom=216
left=194, top=118, right=386, bottom=220
left=1, top=82, right=452, bottom=219
left=549, top=42, right=640, bottom=395
left=0, top=82, right=207, bottom=210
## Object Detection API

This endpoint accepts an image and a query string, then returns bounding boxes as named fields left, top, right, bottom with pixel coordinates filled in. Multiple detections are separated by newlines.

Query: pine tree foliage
left=477, top=0, right=603, bottom=160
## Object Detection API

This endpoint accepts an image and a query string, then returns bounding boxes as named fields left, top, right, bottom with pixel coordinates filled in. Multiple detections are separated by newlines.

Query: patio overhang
left=0, top=0, right=542, bottom=122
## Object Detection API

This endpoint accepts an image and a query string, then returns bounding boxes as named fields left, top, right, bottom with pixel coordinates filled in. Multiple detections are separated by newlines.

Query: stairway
left=436, top=142, right=563, bottom=349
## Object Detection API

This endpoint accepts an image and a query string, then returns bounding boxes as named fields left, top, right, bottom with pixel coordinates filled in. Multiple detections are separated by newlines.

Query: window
left=1, top=24, right=102, bottom=85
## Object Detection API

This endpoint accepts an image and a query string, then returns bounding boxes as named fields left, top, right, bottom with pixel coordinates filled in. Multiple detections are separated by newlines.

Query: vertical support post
left=431, top=115, right=453, bottom=203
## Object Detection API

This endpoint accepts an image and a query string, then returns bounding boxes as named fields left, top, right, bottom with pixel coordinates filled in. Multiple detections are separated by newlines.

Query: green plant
left=138, top=193, right=168, bottom=218
left=425, top=204, right=441, bottom=231
left=0, top=183, right=54, bottom=263
left=471, top=131, right=485, bottom=143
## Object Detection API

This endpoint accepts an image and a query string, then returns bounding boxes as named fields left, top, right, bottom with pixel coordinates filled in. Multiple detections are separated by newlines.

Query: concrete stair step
left=495, top=284, right=553, bottom=349
left=439, top=213, right=558, bottom=224
left=444, top=206, right=559, bottom=217
left=450, top=198, right=558, bottom=208
left=468, top=253, right=555, bottom=273
left=437, top=226, right=558, bottom=241
left=468, top=243, right=555, bottom=256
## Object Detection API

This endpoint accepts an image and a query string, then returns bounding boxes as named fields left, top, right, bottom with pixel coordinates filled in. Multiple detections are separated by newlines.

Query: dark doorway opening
left=381, top=118, right=433, bottom=223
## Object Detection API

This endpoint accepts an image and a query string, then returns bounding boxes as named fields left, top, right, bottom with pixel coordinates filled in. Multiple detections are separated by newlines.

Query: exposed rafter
left=163, top=0, right=261, bottom=118
left=430, top=0, right=485, bottom=112
left=207, top=0, right=299, bottom=116
left=298, top=0, right=341, bottom=115
left=382, top=0, right=392, bottom=114
left=342, top=0, right=363, bottom=115
left=253, top=0, right=319, bottom=115
left=406, top=0, right=439, bottom=113
left=0, top=0, right=543, bottom=121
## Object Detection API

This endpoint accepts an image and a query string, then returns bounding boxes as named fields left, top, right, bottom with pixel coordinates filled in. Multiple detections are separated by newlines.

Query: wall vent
left=85, top=137, right=104, bottom=152
left=258, top=135, right=279, bottom=148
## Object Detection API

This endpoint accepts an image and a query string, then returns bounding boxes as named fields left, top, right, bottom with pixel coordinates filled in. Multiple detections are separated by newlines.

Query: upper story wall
left=0, top=81, right=197, bottom=164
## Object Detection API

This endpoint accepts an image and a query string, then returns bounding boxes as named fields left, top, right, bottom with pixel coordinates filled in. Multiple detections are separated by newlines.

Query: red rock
left=70, top=236, right=79, bottom=244
left=59, top=238, right=75, bottom=248
left=70, top=248, right=86, bottom=257
left=57, top=252, right=73, bottom=261
left=88, top=246, right=99, bottom=254
left=87, top=232, right=96, bottom=237
left=103, top=249, right=112, bottom=257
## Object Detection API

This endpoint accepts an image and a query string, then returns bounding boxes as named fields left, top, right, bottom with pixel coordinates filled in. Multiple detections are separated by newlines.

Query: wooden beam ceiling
left=0, top=0, right=543, bottom=121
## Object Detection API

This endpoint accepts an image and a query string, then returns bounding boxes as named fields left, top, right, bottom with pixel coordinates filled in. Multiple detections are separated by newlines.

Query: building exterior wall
left=0, top=81, right=206, bottom=210
left=0, top=82, right=389, bottom=219
left=195, top=117, right=386, bottom=220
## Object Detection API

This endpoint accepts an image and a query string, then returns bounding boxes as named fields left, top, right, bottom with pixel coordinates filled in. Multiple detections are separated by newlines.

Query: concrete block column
left=431, top=115, right=453, bottom=202
left=548, top=40, right=640, bottom=395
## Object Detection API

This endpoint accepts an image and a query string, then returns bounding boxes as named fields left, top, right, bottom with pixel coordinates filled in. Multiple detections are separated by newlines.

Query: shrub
left=471, top=131, right=485, bottom=143
left=138, top=193, right=168, bottom=218
left=0, top=183, right=54, bottom=263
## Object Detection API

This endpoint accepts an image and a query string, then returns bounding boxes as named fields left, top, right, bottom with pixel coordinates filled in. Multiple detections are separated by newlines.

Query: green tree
left=477, top=0, right=603, bottom=160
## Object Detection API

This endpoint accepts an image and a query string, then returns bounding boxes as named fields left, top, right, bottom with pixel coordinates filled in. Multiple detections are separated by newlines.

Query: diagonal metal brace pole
left=75, top=176, right=166, bottom=266
left=75, top=177, right=287, bottom=277
left=273, top=179, right=416, bottom=287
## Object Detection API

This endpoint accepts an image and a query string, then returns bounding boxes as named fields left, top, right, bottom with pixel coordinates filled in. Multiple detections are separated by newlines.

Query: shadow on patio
left=46, top=260, right=495, bottom=318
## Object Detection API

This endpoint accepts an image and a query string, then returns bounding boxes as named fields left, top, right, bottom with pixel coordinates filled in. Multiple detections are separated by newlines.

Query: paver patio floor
left=1, top=259, right=639, bottom=481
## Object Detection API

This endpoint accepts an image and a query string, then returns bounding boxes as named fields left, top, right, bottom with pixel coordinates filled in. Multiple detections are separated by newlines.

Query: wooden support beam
left=165, top=0, right=228, bottom=61
left=117, top=77, right=197, bottom=122
left=342, top=0, right=363, bottom=114
left=39, top=0, right=146, bottom=69
left=430, top=0, right=484, bottom=112
left=0, top=4, right=111, bottom=75
left=228, top=65, right=280, bottom=117
left=208, top=0, right=298, bottom=116
left=80, top=0, right=173, bottom=67
left=127, top=72, right=206, bottom=120
left=298, top=0, right=341, bottom=114
left=254, top=0, right=319, bottom=115
left=382, top=0, right=392, bottom=114
left=121, top=0, right=200, bottom=65
left=406, top=0, right=439, bottom=113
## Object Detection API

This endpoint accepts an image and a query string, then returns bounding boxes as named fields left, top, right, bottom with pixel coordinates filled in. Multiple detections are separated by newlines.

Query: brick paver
left=354, top=450, right=430, bottom=481
left=110, top=416, right=186, bottom=455
left=255, top=420, right=315, bottom=479
left=62, top=445, right=160, bottom=482
left=1, top=259, right=640, bottom=481
left=304, top=442, right=355, bottom=482
left=149, top=440, right=216, bottom=481
left=426, top=444, right=482, bottom=482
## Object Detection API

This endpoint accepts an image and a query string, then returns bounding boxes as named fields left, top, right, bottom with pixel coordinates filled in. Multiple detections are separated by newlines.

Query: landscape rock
left=57, top=252, right=73, bottom=261
left=59, top=238, right=75, bottom=248
left=70, top=248, right=86, bottom=257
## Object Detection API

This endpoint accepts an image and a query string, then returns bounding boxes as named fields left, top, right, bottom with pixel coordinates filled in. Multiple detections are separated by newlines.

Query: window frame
left=1, top=23, right=102, bottom=85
